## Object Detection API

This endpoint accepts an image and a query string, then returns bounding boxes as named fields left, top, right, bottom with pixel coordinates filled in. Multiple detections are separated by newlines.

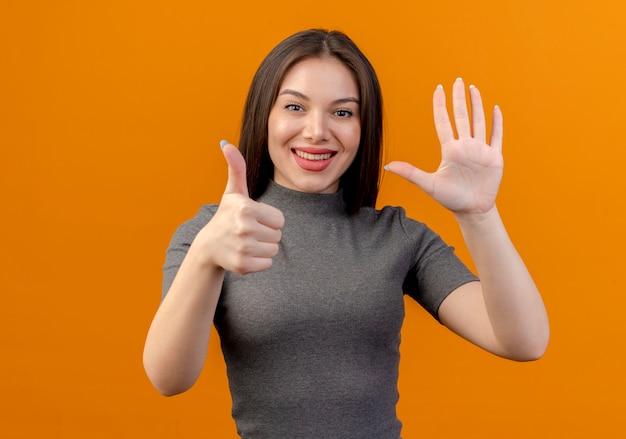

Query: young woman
left=143, top=29, right=549, bottom=438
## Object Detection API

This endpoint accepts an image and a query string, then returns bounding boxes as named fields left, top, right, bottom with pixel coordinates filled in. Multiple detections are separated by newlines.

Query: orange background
left=2, top=1, right=625, bottom=437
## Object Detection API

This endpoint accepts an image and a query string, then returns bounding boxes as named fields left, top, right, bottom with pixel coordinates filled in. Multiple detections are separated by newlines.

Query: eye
left=285, top=103, right=303, bottom=112
left=334, top=109, right=353, bottom=118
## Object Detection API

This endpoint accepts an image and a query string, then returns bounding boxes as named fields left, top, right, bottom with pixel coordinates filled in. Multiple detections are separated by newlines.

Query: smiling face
left=267, top=57, right=361, bottom=194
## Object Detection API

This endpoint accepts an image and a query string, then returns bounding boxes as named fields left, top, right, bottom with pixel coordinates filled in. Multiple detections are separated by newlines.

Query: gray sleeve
left=161, top=204, right=218, bottom=300
left=399, top=212, right=479, bottom=321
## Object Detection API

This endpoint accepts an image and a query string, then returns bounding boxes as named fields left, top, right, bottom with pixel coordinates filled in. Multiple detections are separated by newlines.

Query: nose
left=302, top=111, right=329, bottom=143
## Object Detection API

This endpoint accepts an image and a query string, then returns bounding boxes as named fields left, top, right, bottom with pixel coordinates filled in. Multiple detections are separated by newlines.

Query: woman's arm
left=439, top=207, right=549, bottom=361
left=385, top=79, right=549, bottom=360
left=143, top=143, right=284, bottom=395
left=143, top=246, right=225, bottom=396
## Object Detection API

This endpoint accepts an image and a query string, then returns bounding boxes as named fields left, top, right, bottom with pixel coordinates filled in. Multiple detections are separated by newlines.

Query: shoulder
left=169, top=204, right=219, bottom=244
left=349, top=205, right=446, bottom=259
left=358, top=204, right=430, bottom=236
left=361, top=204, right=456, bottom=261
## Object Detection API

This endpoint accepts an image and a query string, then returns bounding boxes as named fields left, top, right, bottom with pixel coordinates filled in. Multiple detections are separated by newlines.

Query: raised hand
left=199, top=141, right=285, bottom=275
left=385, top=79, right=504, bottom=215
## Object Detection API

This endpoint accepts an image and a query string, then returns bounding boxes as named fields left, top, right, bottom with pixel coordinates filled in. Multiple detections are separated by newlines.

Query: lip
left=291, top=147, right=337, bottom=172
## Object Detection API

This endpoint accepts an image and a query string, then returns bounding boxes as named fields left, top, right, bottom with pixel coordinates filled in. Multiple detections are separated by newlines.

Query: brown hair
left=239, top=29, right=383, bottom=214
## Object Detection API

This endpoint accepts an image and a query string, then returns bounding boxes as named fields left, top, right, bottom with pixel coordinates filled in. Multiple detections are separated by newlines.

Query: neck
left=258, top=180, right=347, bottom=216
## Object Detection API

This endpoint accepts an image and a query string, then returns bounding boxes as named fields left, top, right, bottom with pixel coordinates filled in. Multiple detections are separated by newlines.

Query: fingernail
left=220, top=139, right=228, bottom=149
left=383, top=165, right=389, bottom=171
left=469, top=84, right=475, bottom=89
left=494, top=104, right=500, bottom=109
left=436, top=84, right=443, bottom=90
left=456, top=77, right=463, bottom=82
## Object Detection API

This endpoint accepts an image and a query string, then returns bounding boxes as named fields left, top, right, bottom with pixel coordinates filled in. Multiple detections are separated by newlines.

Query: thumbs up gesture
left=197, top=141, right=285, bottom=275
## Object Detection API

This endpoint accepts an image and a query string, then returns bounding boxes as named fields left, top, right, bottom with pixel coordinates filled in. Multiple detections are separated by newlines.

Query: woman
left=143, top=29, right=549, bottom=438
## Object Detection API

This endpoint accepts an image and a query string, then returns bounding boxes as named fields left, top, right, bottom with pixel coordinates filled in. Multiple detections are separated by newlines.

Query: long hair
left=239, top=29, right=383, bottom=214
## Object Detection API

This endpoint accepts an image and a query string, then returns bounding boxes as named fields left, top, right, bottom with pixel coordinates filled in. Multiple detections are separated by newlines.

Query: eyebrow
left=278, top=89, right=360, bottom=105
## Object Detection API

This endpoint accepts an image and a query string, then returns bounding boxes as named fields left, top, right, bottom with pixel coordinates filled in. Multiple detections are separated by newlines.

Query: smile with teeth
left=293, top=149, right=336, bottom=161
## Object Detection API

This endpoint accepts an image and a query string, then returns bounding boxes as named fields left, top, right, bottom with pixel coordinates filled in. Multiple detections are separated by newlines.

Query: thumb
left=221, top=140, right=249, bottom=196
left=385, top=161, right=434, bottom=196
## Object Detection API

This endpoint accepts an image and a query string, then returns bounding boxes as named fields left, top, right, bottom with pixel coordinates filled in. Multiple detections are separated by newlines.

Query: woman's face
left=267, top=57, right=361, bottom=194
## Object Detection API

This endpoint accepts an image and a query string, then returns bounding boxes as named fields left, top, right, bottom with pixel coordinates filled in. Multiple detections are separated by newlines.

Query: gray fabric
left=162, top=181, right=478, bottom=439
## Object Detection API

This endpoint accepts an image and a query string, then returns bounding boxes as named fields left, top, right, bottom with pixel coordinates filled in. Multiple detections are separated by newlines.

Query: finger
left=254, top=204, right=285, bottom=231
left=469, top=85, right=486, bottom=143
left=255, top=225, right=282, bottom=244
left=433, top=85, right=454, bottom=145
left=452, top=78, right=471, bottom=138
left=385, top=161, right=435, bottom=196
left=248, top=241, right=281, bottom=259
left=489, top=105, right=504, bottom=152
left=221, top=140, right=250, bottom=197
left=235, top=256, right=275, bottom=275
left=227, top=239, right=280, bottom=275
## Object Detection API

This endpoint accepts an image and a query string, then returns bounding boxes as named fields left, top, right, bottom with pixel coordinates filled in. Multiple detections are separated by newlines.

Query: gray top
left=162, top=181, right=478, bottom=439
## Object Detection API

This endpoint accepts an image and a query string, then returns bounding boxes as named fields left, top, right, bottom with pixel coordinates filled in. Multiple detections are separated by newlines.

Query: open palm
left=387, top=79, right=504, bottom=214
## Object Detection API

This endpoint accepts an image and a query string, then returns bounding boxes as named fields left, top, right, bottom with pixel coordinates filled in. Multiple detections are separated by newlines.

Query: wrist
left=187, top=235, right=225, bottom=274
left=454, top=205, right=500, bottom=228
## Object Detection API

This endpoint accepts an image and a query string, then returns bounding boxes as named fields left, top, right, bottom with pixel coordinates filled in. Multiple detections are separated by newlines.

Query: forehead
left=278, top=57, right=359, bottom=98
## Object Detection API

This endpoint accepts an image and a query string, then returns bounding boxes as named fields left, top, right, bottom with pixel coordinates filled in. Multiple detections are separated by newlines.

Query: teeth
left=295, top=150, right=333, bottom=161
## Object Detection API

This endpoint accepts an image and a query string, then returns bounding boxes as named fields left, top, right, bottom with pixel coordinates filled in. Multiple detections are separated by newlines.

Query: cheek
left=268, top=118, right=293, bottom=142
left=267, top=113, right=278, bottom=139
left=344, top=124, right=362, bottom=151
